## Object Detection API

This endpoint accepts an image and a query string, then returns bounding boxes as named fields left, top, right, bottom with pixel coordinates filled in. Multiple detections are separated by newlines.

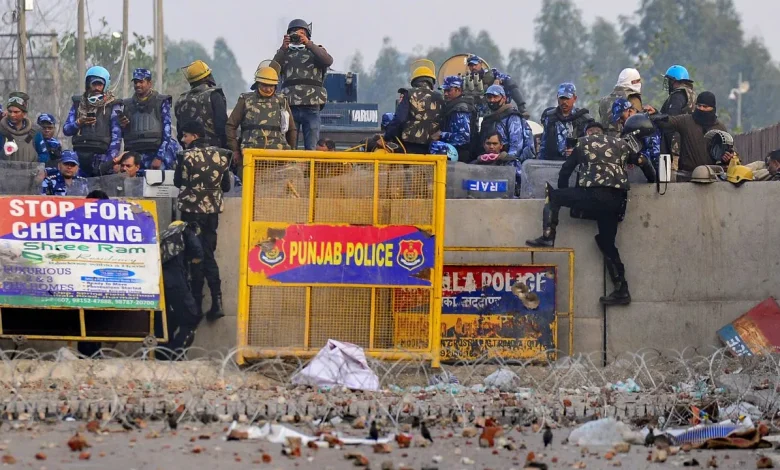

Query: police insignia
left=258, top=239, right=285, bottom=268
left=397, top=240, right=424, bottom=271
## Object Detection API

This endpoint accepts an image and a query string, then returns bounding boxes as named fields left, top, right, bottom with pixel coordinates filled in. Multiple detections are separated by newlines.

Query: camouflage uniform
left=174, top=84, right=227, bottom=148
left=528, top=134, right=656, bottom=303
left=660, top=82, right=696, bottom=168
left=226, top=91, right=293, bottom=155
left=274, top=44, right=332, bottom=150
left=63, top=94, right=123, bottom=176
left=399, top=86, right=444, bottom=151
left=159, top=221, right=204, bottom=352
left=440, top=95, right=476, bottom=162
left=174, top=141, right=232, bottom=318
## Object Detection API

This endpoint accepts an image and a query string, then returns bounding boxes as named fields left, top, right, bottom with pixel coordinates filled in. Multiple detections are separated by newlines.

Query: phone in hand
left=86, top=111, right=96, bottom=119
left=565, top=137, right=578, bottom=149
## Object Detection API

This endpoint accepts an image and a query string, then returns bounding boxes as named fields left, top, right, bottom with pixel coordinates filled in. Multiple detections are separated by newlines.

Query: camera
left=289, top=33, right=301, bottom=44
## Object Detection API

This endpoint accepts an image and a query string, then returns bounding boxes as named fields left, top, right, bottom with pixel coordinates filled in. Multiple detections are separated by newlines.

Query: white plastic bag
left=568, top=418, right=639, bottom=446
left=291, top=339, right=379, bottom=391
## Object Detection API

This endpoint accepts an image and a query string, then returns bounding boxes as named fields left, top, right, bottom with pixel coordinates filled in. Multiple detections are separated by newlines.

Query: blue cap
left=466, top=54, right=482, bottom=66
left=485, top=85, right=505, bottom=97
left=442, top=75, right=463, bottom=90
left=381, top=112, right=394, bottom=129
left=37, top=113, right=56, bottom=125
left=132, top=68, right=152, bottom=81
left=611, top=98, right=633, bottom=123
left=60, top=151, right=79, bottom=165
left=557, top=82, right=576, bottom=99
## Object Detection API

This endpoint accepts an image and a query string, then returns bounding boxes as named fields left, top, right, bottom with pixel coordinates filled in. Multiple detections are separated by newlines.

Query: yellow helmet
left=254, top=66, right=279, bottom=86
left=726, top=165, right=753, bottom=185
left=183, top=60, right=212, bottom=83
left=411, top=66, right=436, bottom=83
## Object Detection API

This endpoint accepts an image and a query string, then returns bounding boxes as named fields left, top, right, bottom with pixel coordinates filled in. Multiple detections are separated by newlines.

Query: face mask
left=693, top=108, right=717, bottom=127
left=488, top=101, right=502, bottom=111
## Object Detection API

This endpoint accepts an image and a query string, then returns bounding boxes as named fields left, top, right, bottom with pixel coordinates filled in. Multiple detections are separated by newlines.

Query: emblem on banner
left=258, top=238, right=285, bottom=268
left=397, top=239, right=424, bottom=271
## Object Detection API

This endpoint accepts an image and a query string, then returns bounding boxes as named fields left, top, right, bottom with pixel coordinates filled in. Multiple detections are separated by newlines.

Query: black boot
left=193, top=295, right=204, bottom=318
left=206, top=294, right=224, bottom=321
left=600, top=279, right=631, bottom=305
left=526, top=194, right=559, bottom=247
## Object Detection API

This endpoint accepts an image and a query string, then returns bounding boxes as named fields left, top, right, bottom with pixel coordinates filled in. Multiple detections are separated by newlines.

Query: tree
left=361, top=38, right=407, bottom=114
left=211, top=37, right=246, bottom=105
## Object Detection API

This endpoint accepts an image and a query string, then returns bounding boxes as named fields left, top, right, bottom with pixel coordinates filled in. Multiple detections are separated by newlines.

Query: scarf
left=692, top=109, right=717, bottom=128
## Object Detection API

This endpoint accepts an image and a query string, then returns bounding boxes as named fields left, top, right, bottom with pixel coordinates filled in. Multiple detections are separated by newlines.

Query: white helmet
left=616, top=68, right=641, bottom=94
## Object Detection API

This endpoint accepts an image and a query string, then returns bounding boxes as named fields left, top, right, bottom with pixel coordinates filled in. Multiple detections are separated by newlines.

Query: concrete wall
left=192, top=182, right=780, bottom=358
left=6, top=183, right=777, bottom=359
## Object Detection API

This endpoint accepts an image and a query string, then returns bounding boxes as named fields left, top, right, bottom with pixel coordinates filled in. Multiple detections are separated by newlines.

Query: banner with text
left=439, top=265, right=556, bottom=361
left=0, top=197, right=161, bottom=309
left=248, top=223, right=434, bottom=286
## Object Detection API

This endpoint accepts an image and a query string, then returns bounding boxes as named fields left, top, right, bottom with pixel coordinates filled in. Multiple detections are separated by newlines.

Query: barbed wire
left=0, top=345, right=778, bottom=435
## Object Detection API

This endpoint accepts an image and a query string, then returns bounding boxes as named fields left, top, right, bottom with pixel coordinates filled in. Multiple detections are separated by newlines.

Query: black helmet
left=287, top=19, right=311, bottom=37
left=621, top=114, right=655, bottom=139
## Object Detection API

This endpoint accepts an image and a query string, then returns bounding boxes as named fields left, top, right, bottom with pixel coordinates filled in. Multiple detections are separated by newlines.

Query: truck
left=318, top=72, right=380, bottom=150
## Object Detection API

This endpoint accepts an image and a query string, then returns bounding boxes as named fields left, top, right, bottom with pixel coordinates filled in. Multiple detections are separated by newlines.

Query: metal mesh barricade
left=236, top=150, right=446, bottom=366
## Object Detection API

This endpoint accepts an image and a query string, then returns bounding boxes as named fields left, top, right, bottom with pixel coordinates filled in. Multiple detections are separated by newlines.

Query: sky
left=25, top=0, right=780, bottom=84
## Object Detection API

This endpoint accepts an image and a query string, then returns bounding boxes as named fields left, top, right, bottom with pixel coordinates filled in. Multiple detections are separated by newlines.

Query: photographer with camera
left=273, top=19, right=333, bottom=150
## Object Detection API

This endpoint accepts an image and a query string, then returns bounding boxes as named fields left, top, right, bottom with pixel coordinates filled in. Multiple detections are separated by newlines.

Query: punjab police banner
left=440, top=265, right=557, bottom=361
left=0, top=197, right=161, bottom=309
left=248, top=223, right=435, bottom=286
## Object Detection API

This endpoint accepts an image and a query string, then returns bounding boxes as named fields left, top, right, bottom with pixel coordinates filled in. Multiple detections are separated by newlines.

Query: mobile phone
left=87, top=111, right=96, bottom=119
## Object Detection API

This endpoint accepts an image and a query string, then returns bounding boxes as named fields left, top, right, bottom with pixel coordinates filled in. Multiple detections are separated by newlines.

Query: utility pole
left=122, top=0, right=129, bottom=97
left=77, top=0, right=85, bottom=84
left=154, top=0, right=164, bottom=92
left=17, top=0, right=28, bottom=92
left=736, top=72, right=743, bottom=131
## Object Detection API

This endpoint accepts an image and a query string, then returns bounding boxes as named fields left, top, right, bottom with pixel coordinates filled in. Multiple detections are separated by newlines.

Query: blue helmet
left=85, top=65, right=111, bottom=90
left=611, top=97, right=633, bottom=123
left=664, top=65, right=690, bottom=81
left=441, top=75, right=463, bottom=90
left=429, top=141, right=458, bottom=161
left=381, top=112, right=394, bottom=130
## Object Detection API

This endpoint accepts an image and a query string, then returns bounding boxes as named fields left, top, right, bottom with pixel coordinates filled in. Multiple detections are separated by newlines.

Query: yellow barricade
left=236, top=149, right=447, bottom=366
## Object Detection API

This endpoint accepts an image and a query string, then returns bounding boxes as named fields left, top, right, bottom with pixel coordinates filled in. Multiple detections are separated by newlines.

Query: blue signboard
left=462, top=180, right=509, bottom=193
left=440, top=265, right=556, bottom=361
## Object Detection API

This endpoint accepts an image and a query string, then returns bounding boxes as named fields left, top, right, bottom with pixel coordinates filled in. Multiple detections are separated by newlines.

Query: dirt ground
left=0, top=421, right=774, bottom=470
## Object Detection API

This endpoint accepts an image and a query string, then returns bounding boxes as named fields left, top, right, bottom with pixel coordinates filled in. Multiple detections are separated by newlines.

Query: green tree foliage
left=343, top=0, right=780, bottom=131
left=211, top=38, right=247, bottom=105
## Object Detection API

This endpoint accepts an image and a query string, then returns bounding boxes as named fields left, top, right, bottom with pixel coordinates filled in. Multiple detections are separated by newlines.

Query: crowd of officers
left=0, top=16, right=775, bottom=345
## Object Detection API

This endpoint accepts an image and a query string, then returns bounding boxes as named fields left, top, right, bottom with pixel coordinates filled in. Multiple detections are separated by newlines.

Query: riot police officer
left=526, top=114, right=657, bottom=305
left=383, top=64, right=444, bottom=155
left=226, top=64, right=296, bottom=164
left=438, top=75, right=478, bottom=162
left=41, top=151, right=88, bottom=196
left=273, top=19, right=333, bottom=150
left=658, top=65, right=696, bottom=170
left=174, top=60, right=228, bottom=149
left=174, top=120, right=232, bottom=321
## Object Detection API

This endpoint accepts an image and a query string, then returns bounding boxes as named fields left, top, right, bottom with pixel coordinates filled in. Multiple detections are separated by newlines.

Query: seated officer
left=41, top=151, right=88, bottom=196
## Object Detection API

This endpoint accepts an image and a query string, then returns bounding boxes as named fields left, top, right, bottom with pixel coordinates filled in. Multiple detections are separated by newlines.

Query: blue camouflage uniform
left=439, top=76, right=472, bottom=149
left=41, top=151, right=88, bottom=196
left=539, top=83, right=594, bottom=161
left=63, top=98, right=123, bottom=175
left=126, top=68, right=179, bottom=170
left=482, top=85, right=534, bottom=182
left=381, top=112, right=394, bottom=132
left=611, top=97, right=661, bottom=168
left=33, top=113, right=62, bottom=163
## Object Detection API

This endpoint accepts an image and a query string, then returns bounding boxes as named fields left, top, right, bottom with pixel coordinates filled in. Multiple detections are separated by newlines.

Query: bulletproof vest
left=661, top=85, right=697, bottom=115
left=174, top=84, right=224, bottom=147
left=0, top=117, right=37, bottom=163
left=280, top=48, right=327, bottom=107
left=400, top=87, right=444, bottom=145
left=480, top=105, right=523, bottom=145
left=239, top=92, right=290, bottom=150
left=178, top=145, right=231, bottom=214
left=441, top=95, right=478, bottom=162
left=577, top=134, right=631, bottom=191
left=122, top=91, right=171, bottom=153
left=541, top=107, right=591, bottom=161
left=71, top=95, right=112, bottom=154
